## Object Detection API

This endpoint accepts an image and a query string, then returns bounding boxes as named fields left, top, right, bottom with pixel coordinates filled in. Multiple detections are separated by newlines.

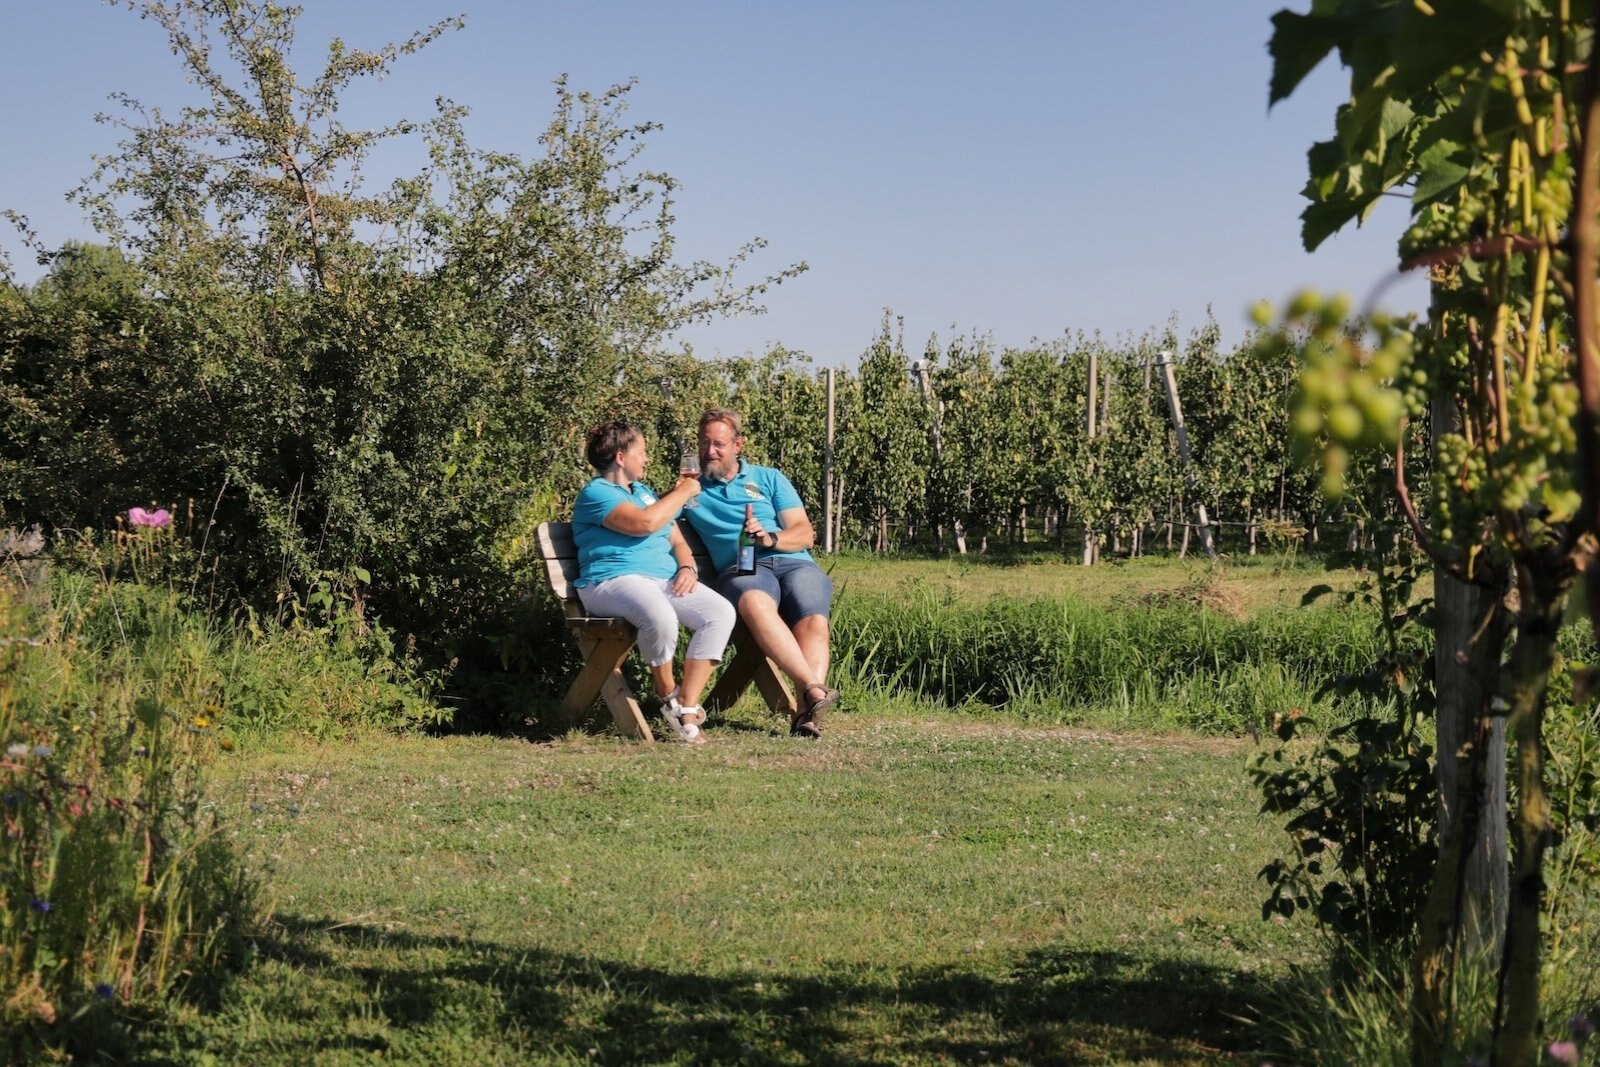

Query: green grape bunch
left=1255, top=290, right=1416, bottom=500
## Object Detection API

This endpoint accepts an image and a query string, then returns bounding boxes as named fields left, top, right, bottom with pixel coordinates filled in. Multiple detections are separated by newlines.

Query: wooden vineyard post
left=823, top=367, right=835, bottom=554
left=1155, top=349, right=1215, bottom=558
left=1083, top=347, right=1099, bottom=565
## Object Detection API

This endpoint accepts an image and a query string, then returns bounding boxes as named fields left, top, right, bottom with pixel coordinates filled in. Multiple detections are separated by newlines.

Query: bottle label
left=737, top=544, right=756, bottom=573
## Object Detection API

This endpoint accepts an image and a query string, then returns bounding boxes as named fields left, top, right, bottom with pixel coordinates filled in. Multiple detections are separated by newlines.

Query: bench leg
left=705, top=625, right=797, bottom=718
left=599, top=670, right=653, bottom=743
left=562, top=635, right=654, bottom=743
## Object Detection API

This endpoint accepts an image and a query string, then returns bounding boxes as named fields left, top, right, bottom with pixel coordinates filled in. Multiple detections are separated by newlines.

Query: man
left=684, top=407, right=839, bottom=738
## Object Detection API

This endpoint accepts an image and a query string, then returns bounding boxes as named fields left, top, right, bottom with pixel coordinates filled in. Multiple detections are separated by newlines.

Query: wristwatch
left=765, top=531, right=778, bottom=549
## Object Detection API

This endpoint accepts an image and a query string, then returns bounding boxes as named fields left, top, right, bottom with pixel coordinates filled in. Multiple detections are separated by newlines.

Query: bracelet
left=676, top=564, right=695, bottom=573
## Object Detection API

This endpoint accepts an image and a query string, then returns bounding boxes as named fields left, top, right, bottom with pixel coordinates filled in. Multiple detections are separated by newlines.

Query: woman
left=572, top=421, right=736, bottom=743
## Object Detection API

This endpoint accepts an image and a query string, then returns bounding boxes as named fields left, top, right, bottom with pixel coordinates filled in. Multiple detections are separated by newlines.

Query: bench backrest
left=535, top=519, right=715, bottom=614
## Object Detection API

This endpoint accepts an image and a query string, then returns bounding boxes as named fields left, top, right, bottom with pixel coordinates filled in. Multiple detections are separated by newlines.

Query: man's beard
left=704, top=456, right=738, bottom=481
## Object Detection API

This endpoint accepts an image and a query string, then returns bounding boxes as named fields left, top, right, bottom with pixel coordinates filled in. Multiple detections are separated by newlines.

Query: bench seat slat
left=566, top=617, right=637, bottom=636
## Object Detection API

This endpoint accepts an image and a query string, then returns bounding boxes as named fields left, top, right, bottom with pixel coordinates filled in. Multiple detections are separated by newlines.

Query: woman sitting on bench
left=571, top=421, right=736, bottom=744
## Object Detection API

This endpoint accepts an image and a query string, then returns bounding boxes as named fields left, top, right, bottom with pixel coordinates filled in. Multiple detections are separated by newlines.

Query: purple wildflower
left=127, top=507, right=172, bottom=528
left=30, top=899, right=52, bottom=914
left=1547, top=1040, right=1581, bottom=1066
left=94, top=983, right=115, bottom=999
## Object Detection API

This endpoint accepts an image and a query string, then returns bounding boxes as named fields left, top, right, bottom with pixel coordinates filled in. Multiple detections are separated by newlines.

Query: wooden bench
left=534, top=520, right=797, bottom=742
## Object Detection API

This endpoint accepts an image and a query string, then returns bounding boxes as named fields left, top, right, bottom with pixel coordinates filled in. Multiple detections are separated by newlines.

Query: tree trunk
left=1410, top=376, right=1517, bottom=1064
left=1492, top=559, right=1571, bottom=1066
left=1410, top=565, right=1509, bottom=1065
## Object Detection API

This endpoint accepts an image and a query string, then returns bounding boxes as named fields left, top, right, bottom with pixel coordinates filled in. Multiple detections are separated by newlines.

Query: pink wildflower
left=128, top=507, right=172, bottom=528
left=1547, top=1040, right=1581, bottom=1066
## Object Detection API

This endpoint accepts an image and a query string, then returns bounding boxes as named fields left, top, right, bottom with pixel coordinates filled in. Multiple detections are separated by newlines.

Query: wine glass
left=679, top=447, right=701, bottom=508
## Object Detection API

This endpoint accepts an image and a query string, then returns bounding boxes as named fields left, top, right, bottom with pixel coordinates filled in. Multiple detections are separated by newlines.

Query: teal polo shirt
left=571, top=478, right=678, bottom=587
left=683, top=460, right=813, bottom=572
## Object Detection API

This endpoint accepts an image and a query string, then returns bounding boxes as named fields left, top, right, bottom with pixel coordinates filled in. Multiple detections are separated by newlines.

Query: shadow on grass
left=155, top=915, right=1287, bottom=1065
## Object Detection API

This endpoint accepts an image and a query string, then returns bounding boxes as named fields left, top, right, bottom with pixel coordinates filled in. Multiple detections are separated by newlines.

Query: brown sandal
left=792, top=685, right=839, bottom=738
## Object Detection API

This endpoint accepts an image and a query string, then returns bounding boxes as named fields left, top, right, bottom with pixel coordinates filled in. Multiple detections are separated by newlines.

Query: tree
left=929, top=332, right=1005, bottom=549
left=836, top=315, right=928, bottom=552
left=3, top=0, right=802, bottom=657
left=1267, top=3, right=1600, bottom=1061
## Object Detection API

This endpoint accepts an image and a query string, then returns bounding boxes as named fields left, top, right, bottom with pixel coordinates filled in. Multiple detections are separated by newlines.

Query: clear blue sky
left=1, top=1, right=1428, bottom=365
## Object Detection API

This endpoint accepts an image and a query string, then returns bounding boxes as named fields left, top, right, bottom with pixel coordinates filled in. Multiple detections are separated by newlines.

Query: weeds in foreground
left=1262, top=941, right=1600, bottom=1067
left=0, top=556, right=259, bottom=1059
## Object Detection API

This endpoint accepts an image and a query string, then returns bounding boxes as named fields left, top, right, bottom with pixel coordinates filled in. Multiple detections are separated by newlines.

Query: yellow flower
left=193, top=716, right=210, bottom=729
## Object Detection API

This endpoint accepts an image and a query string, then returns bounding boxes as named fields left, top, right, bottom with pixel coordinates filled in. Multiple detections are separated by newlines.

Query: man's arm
left=748, top=505, right=814, bottom=552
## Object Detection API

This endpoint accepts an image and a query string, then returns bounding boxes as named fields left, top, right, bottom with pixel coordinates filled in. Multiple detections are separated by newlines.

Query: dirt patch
left=1124, top=570, right=1249, bottom=619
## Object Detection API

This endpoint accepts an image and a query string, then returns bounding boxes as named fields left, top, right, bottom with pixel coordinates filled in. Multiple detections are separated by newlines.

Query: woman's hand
left=670, top=564, right=698, bottom=595
left=674, top=473, right=703, bottom=498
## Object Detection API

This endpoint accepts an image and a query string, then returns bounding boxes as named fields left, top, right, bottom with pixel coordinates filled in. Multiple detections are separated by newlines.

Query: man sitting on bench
left=683, top=407, right=840, bottom=739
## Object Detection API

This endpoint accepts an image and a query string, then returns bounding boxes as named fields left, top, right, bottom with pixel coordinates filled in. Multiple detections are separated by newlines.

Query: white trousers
left=577, top=574, right=736, bottom=666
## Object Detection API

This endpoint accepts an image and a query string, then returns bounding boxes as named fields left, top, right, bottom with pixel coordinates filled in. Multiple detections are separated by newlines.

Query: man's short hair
left=699, top=407, right=744, bottom=439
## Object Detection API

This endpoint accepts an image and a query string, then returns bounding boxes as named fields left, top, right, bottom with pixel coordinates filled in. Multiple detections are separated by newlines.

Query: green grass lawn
left=139, top=707, right=1318, bottom=1065
left=823, top=546, right=1382, bottom=616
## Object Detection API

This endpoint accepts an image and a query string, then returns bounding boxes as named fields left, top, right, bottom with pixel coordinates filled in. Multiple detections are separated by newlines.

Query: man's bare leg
left=737, top=591, right=824, bottom=692
left=793, top=614, right=831, bottom=683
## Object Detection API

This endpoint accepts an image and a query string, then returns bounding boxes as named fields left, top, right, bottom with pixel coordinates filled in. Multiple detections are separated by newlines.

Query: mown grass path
left=163, top=714, right=1315, bottom=1065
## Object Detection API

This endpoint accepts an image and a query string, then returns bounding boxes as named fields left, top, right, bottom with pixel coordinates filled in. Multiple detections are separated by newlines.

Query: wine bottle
left=737, top=504, right=757, bottom=575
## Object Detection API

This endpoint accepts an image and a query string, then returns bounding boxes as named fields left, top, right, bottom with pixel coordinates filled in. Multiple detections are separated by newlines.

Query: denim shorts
left=716, top=556, right=834, bottom=625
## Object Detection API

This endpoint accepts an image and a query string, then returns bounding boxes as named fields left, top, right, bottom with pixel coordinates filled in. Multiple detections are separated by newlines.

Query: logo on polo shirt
left=743, top=481, right=763, bottom=499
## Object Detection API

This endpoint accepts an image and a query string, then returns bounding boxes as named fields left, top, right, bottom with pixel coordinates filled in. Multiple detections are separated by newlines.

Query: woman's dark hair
left=584, top=420, right=642, bottom=471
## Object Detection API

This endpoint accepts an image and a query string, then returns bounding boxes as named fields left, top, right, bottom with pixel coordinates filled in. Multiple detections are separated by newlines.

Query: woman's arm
left=601, top=474, right=702, bottom=536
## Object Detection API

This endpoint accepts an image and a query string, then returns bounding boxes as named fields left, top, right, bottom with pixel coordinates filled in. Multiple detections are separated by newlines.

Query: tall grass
left=1263, top=919, right=1600, bottom=1066
left=1, top=565, right=260, bottom=1058
left=1, top=525, right=448, bottom=1059
left=831, top=587, right=1386, bottom=733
